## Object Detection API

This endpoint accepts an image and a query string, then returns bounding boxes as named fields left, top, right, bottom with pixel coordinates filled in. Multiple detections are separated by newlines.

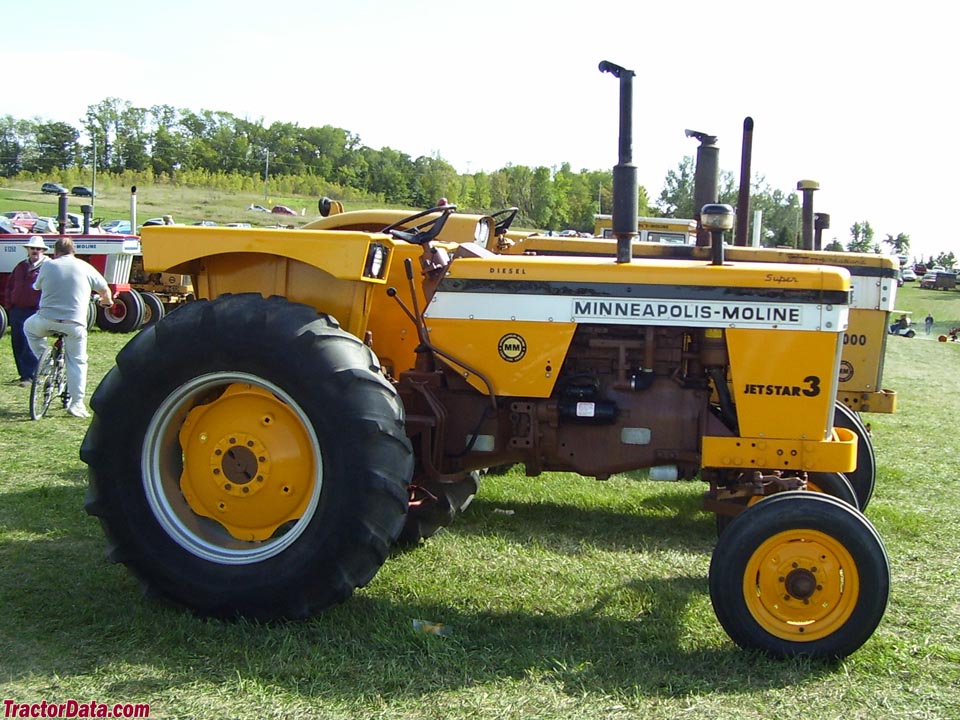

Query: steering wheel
left=382, top=204, right=457, bottom=244
left=490, top=207, right=519, bottom=236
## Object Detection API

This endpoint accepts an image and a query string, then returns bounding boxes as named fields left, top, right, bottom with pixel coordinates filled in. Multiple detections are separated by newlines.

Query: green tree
left=656, top=156, right=696, bottom=217
left=528, top=166, right=555, bottom=228
left=935, top=251, right=957, bottom=269
left=362, top=146, right=413, bottom=204
left=847, top=221, right=874, bottom=253
left=85, top=98, right=129, bottom=171
left=116, top=106, right=149, bottom=172
left=749, top=179, right=801, bottom=248
left=0, top=115, right=24, bottom=176
left=33, top=121, right=78, bottom=171
left=655, top=155, right=736, bottom=238
left=882, top=232, right=911, bottom=255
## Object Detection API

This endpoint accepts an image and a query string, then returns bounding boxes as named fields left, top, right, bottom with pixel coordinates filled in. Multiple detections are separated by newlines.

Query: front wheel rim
left=743, top=528, right=860, bottom=642
left=142, top=372, right=323, bottom=565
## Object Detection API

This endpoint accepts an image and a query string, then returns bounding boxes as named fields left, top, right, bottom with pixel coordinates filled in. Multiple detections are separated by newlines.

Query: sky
left=3, top=0, right=955, bottom=260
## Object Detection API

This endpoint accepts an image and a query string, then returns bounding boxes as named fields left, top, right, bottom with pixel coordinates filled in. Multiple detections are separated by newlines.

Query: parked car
left=901, top=267, right=917, bottom=282
left=71, top=185, right=95, bottom=197
left=920, top=271, right=957, bottom=290
left=32, top=217, right=62, bottom=233
left=41, top=182, right=68, bottom=194
left=247, top=204, right=269, bottom=212
left=27, top=214, right=83, bottom=233
left=2, top=210, right=39, bottom=231
left=0, top=216, right=21, bottom=233
left=102, top=219, right=132, bottom=234
left=192, top=220, right=217, bottom=226
left=271, top=205, right=296, bottom=215
left=226, top=222, right=251, bottom=228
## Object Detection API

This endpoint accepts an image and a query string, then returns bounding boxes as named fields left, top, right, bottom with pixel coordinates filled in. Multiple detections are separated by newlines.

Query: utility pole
left=91, top=129, right=97, bottom=214
left=263, top=149, right=270, bottom=202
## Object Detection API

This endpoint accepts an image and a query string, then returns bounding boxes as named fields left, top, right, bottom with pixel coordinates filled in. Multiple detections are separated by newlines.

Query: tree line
left=0, top=98, right=921, bottom=257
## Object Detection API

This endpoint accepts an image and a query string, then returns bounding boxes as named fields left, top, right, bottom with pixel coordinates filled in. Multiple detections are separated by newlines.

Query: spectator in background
left=5, top=236, right=48, bottom=386
left=24, top=237, right=113, bottom=418
left=925, top=313, right=934, bottom=334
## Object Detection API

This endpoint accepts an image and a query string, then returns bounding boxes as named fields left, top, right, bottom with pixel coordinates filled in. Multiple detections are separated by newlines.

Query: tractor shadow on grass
left=0, top=484, right=839, bottom=709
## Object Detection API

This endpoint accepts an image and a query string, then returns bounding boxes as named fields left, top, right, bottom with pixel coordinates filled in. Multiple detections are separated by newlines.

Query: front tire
left=96, top=289, right=145, bottom=333
left=81, top=293, right=412, bottom=619
left=139, top=291, right=165, bottom=328
left=710, top=492, right=889, bottom=659
left=715, top=471, right=858, bottom=535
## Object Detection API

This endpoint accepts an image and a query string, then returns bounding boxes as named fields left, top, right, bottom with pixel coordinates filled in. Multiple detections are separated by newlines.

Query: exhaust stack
left=686, top=129, right=719, bottom=247
left=599, top=61, right=638, bottom=264
left=797, top=179, right=819, bottom=250
left=735, top=118, right=754, bottom=246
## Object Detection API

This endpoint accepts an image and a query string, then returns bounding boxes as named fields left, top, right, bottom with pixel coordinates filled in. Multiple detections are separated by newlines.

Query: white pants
left=24, top=315, right=89, bottom=410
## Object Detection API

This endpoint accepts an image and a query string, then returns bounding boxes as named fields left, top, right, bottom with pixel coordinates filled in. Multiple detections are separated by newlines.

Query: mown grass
left=0, top=179, right=379, bottom=230
left=1, top=287, right=959, bottom=719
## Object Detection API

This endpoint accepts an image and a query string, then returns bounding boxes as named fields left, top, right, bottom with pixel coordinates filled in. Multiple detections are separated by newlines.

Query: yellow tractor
left=81, top=62, right=888, bottom=660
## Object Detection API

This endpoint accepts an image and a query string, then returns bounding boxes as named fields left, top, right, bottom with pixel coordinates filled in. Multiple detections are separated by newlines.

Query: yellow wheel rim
left=178, top=383, right=316, bottom=541
left=743, top=529, right=860, bottom=642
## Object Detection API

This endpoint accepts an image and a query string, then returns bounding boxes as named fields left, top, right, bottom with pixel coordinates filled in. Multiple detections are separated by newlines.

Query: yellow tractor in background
left=81, top=61, right=889, bottom=660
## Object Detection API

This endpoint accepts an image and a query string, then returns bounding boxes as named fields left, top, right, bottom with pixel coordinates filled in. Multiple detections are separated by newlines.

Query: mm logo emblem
left=498, top=333, right=527, bottom=362
left=838, top=360, right=854, bottom=383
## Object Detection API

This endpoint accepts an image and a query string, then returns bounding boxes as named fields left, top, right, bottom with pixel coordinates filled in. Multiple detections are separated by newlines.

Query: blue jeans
left=9, top=307, right=39, bottom=381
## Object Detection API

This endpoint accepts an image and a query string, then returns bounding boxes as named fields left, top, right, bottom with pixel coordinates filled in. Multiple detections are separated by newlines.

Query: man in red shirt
left=5, top=236, right=48, bottom=385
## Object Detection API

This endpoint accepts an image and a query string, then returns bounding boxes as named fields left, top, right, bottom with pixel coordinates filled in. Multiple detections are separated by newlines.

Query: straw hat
left=23, top=236, right=48, bottom=250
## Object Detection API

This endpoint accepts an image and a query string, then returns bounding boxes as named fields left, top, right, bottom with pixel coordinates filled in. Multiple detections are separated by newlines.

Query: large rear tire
left=81, top=293, right=412, bottom=619
left=710, top=492, right=889, bottom=659
left=0, top=305, right=7, bottom=340
left=833, top=402, right=875, bottom=509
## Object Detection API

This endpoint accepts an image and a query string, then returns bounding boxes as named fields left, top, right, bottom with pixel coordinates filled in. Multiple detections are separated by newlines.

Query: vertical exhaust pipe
left=686, top=129, right=719, bottom=247
left=599, top=61, right=638, bottom=264
left=57, top=192, right=68, bottom=235
left=814, top=212, right=830, bottom=251
left=130, top=186, right=138, bottom=233
left=797, top=180, right=819, bottom=250
left=735, top=118, right=754, bottom=247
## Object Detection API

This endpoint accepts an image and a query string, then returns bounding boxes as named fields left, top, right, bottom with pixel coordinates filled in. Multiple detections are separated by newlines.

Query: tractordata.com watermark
left=3, top=699, right=150, bottom=718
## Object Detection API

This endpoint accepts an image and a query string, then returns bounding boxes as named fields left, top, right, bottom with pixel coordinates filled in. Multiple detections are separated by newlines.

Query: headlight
left=474, top=218, right=492, bottom=248
left=364, top=243, right=388, bottom=279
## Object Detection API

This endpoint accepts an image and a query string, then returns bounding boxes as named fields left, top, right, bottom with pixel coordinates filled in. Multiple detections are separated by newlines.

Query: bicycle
left=30, top=333, right=70, bottom=420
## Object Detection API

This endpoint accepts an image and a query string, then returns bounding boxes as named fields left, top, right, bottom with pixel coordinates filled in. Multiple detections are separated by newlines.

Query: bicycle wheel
left=30, top=347, right=58, bottom=420
left=56, top=353, right=69, bottom=409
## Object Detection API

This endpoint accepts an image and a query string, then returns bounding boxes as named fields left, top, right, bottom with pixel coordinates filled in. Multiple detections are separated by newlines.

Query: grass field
left=1, top=285, right=959, bottom=719
left=0, top=178, right=369, bottom=231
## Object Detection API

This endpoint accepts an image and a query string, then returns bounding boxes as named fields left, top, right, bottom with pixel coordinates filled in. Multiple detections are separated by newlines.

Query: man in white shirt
left=25, top=237, right=114, bottom=418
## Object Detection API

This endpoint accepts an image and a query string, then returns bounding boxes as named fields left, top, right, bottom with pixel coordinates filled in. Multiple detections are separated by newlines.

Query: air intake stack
left=599, top=61, right=638, bottom=264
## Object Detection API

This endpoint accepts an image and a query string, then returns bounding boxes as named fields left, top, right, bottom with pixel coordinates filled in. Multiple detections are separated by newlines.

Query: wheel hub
left=211, top=433, right=271, bottom=498
left=784, top=566, right=818, bottom=602
left=178, top=383, right=316, bottom=542
left=744, top=529, right=859, bottom=641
